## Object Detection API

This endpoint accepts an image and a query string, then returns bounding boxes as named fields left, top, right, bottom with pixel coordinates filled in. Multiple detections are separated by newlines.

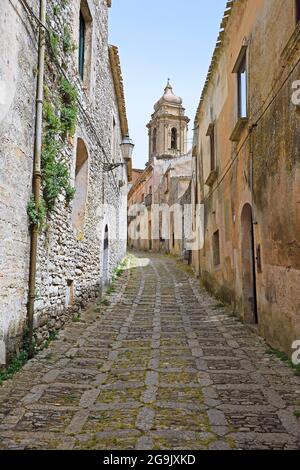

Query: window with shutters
left=78, top=11, right=85, bottom=80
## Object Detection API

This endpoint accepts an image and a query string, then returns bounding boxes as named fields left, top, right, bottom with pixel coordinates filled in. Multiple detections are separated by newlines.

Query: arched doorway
left=148, top=218, right=152, bottom=251
left=241, top=204, right=258, bottom=324
left=102, top=225, right=109, bottom=287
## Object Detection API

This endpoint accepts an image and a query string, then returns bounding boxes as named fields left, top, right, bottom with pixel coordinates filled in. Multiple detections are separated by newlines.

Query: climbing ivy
left=59, top=77, right=78, bottom=136
left=41, top=79, right=78, bottom=211
left=27, top=195, right=47, bottom=231
left=27, top=10, right=78, bottom=230
left=48, top=31, right=59, bottom=57
left=62, top=26, right=77, bottom=55
left=0, top=328, right=32, bottom=385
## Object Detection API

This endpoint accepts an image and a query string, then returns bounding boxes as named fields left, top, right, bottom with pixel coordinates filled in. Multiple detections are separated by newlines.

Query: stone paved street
left=0, top=252, right=299, bottom=450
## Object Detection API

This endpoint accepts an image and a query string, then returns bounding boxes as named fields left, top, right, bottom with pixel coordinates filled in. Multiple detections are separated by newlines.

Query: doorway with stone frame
left=241, top=203, right=258, bottom=324
left=102, top=224, right=109, bottom=288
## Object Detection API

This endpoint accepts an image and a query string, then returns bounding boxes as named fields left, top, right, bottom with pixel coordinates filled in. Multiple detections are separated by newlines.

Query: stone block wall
left=0, top=0, right=128, bottom=360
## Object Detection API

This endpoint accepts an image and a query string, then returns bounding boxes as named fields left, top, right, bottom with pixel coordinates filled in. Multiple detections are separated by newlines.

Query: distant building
left=128, top=81, right=192, bottom=257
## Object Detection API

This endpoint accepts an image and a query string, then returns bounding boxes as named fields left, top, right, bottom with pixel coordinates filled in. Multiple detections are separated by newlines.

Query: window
left=152, top=128, right=157, bottom=154
left=206, top=123, right=216, bottom=172
left=171, top=127, right=177, bottom=150
left=72, top=138, right=89, bottom=230
left=233, top=46, right=248, bottom=119
left=238, top=54, right=247, bottom=118
left=66, top=280, right=74, bottom=307
left=111, top=116, right=116, bottom=161
left=78, top=11, right=85, bottom=80
left=213, top=230, right=220, bottom=266
left=78, top=1, right=92, bottom=85
left=296, top=0, right=300, bottom=23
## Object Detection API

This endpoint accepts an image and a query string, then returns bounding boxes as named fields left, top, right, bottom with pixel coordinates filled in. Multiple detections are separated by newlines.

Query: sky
left=109, top=0, right=226, bottom=169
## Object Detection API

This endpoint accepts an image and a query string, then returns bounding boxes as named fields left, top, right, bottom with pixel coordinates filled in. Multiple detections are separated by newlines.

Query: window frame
left=233, top=45, right=248, bottom=120
left=296, top=0, right=300, bottom=23
left=78, top=10, right=86, bottom=80
left=111, top=116, right=116, bottom=161
left=206, top=123, right=216, bottom=172
left=152, top=128, right=157, bottom=154
left=171, top=127, right=178, bottom=150
left=237, top=55, right=248, bottom=118
left=78, top=1, right=93, bottom=88
left=213, top=230, right=221, bottom=267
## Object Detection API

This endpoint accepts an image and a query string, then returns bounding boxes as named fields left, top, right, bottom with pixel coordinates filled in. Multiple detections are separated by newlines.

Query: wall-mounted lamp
left=120, top=134, right=134, bottom=161
left=103, top=161, right=126, bottom=172
left=104, top=134, right=134, bottom=172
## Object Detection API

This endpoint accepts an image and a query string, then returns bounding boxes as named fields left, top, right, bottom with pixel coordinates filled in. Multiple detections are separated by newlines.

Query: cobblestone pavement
left=0, top=252, right=300, bottom=450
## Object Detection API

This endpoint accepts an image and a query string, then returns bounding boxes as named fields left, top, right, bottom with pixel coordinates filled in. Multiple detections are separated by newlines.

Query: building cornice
left=108, top=45, right=129, bottom=137
left=195, top=0, right=235, bottom=123
left=147, top=114, right=190, bottom=128
left=107, top=0, right=112, bottom=8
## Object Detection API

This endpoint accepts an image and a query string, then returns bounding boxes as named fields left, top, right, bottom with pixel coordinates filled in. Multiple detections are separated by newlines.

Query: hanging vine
left=27, top=7, right=78, bottom=230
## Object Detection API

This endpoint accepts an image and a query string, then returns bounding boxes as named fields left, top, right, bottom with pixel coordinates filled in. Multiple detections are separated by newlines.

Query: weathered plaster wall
left=249, top=0, right=300, bottom=352
left=192, top=0, right=300, bottom=354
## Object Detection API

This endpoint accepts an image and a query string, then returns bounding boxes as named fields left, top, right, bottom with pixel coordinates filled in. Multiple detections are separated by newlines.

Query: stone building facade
left=191, top=0, right=300, bottom=354
left=128, top=164, right=153, bottom=252
left=0, top=0, right=130, bottom=361
left=128, top=81, right=192, bottom=257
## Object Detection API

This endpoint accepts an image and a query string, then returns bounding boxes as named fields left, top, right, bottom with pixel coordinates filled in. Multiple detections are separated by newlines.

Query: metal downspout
left=27, top=0, right=46, bottom=358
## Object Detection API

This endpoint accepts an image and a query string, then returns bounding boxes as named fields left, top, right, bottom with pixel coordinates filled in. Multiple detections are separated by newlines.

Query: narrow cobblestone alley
left=0, top=253, right=299, bottom=450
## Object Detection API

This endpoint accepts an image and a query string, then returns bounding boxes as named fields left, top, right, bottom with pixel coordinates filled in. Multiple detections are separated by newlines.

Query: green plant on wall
left=49, top=31, right=59, bottom=57
left=41, top=84, right=77, bottom=211
left=27, top=13, right=79, bottom=230
left=27, top=195, right=47, bottom=231
left=59, top=77, right=78, bottom=136
left=62, top=26, right=77, bottom=55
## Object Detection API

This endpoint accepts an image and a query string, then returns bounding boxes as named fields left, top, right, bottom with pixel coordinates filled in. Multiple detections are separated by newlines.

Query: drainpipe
left=27, top=0, right=46, bottom=358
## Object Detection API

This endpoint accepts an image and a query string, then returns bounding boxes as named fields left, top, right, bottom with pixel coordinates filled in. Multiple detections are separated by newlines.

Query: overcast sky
left=109, top=0, right=226, bottom=169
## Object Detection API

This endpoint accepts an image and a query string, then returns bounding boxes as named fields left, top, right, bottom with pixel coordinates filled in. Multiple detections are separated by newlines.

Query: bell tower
left=147, top=80, right=190, bottom=162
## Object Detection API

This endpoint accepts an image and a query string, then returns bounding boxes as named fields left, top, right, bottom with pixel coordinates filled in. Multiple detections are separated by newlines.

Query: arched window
left=152, top=128, right=157, bottom=154
left=171, top=127, right=177, bottom=150
left=72, top=138, right=89, bottom=230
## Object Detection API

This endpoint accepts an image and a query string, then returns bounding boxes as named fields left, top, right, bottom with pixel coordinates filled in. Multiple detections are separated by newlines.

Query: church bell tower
left=147, top=80, right=190, bottom=162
